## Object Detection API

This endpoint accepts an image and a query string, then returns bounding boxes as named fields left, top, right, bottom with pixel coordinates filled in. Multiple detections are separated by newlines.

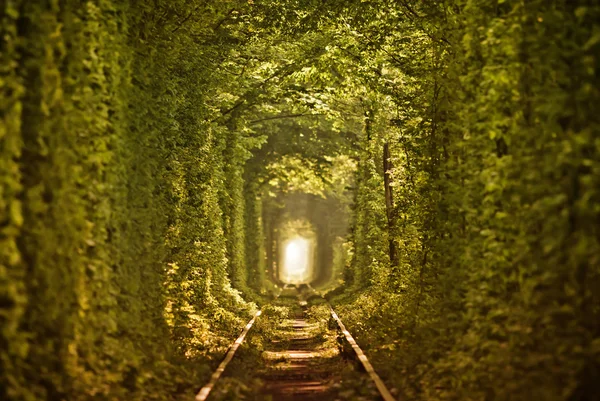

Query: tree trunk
left=383, top=142, right=398, bottom=267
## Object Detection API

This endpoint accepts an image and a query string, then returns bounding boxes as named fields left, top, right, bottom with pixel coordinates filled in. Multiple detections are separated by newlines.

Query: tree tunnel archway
left=4, top=2, right=597, bottom=400
left=278, top=221, right=316, bottom=284
left=262, top=192, right=351, bottom=291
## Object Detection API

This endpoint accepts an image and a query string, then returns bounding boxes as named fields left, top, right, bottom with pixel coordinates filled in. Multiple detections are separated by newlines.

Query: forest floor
left=208, top=297, right=381, bottom=401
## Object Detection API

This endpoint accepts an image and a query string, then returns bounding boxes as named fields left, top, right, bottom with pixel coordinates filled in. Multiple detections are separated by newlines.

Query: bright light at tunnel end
left=282, top=237, right=313, bottom=284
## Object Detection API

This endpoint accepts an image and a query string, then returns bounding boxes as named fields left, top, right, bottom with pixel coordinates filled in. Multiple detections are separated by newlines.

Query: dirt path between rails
left=208, top=298, right=381, bottom=401
left=259, top=304, right=342, bottom=400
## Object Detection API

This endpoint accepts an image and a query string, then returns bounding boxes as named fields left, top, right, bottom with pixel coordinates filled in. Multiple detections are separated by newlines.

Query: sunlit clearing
left=282, top=237, right=312, bottom=284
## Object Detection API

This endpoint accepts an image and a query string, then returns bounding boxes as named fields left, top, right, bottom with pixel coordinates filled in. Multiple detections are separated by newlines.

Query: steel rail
left=195, top=309, right=262, bottom=401
left=328, top=304, right=397, bottom=401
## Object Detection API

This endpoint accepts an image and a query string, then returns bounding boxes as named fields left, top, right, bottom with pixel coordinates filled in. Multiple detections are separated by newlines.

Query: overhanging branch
left=249, top=113, right=323, bottom=125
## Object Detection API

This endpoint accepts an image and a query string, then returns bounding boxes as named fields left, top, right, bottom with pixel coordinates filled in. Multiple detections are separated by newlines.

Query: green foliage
left=328, top=1, right=600, bottom=400
left=2, top=1, right=598, bottom=401
left=0, top=1, right=259, bottom=400
left=0, top=1, right=26, bottom=397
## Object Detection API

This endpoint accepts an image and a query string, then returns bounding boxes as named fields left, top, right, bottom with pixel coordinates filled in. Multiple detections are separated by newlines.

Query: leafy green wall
left=333, top=1, right=600, bottom=400
left=0, top=2, right=257, bottom=400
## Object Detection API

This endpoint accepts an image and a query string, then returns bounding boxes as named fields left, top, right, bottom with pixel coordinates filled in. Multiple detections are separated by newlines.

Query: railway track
left=196, top=292, right=396, bottom=401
